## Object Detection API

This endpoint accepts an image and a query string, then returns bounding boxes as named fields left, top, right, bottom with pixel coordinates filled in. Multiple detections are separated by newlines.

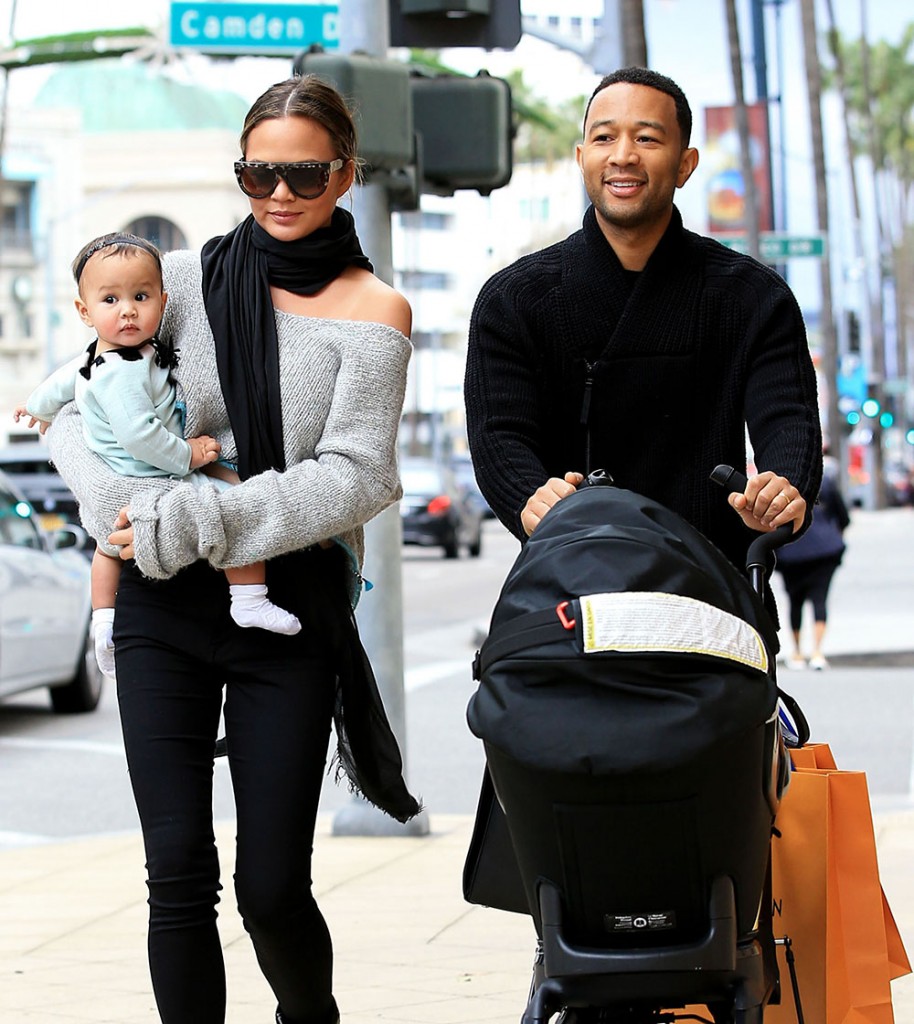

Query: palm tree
left=799, top=0, right=841, bottom=485
left=620, top=0, right=648, bottom=67
left=823, top=19, right=914, bottom=507
left=504, top=69, right=585, bottom=166
left=723, top=0, right=760, bottom=261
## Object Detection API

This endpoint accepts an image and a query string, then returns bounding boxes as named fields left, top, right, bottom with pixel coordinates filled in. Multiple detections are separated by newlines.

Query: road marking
left=0, top=662, right=475, bottom=757
left=0, top=830, right=53, bottom=846
left=909, top=689, right=914, bottom=802
left=0, top=736, right=125, bottom=756
left=404, top=660, right=472, bottom=691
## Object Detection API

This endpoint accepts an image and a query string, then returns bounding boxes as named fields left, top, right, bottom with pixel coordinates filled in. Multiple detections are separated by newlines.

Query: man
left=465, top=67, right=822, bottom=570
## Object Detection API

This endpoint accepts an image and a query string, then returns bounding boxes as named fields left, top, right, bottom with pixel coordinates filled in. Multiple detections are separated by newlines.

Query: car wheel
left=443, top=531, right=459, bottom=559
left=50, top=622, right=104, bottom=714
left=468, top=529, right=483, bottom=558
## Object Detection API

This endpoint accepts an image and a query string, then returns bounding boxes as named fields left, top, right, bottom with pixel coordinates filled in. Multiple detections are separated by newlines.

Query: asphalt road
left=1, top=509, right=912, bottom=846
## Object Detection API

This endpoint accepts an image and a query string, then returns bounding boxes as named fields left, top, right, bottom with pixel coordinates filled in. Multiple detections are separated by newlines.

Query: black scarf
left=200, top=207, right=373, bottom=480
left=199, top=211, right=421, bottom=825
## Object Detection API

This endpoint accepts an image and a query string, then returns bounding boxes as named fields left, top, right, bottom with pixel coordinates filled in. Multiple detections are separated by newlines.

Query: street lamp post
left=330, top=0, right=429, bottom=838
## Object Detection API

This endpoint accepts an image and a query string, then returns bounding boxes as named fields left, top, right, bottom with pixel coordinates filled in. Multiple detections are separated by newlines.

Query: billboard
left=704, top=103, right=773, bottom=235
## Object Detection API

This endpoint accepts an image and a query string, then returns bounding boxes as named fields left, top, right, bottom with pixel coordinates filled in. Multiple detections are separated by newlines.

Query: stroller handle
left=710, top=465, right=795, bottom=582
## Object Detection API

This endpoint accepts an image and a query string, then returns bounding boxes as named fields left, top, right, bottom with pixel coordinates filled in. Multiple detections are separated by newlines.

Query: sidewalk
left=2, top=508, right=912, bottom=1022
left=1, top=810, right=912, bottom=1023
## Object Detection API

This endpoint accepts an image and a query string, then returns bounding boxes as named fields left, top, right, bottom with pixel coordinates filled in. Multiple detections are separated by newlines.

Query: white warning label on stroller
left=579, top=591, right=769, bottom=672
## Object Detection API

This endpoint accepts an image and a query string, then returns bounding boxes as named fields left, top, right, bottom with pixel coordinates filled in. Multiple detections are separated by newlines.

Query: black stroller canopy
left=469, top=483, right=781, bottom=776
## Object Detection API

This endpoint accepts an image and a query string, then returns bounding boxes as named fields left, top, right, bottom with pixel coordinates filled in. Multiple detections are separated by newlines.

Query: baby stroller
left=468, top=468, right=801, bottom=1024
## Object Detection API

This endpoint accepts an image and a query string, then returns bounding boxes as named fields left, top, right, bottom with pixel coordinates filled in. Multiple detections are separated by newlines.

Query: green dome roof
left=34, top=60, right=249, bottom=133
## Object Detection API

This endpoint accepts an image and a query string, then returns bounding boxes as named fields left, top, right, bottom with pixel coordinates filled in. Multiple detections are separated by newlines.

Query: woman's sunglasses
left=233, top=159, right=345, bottom=200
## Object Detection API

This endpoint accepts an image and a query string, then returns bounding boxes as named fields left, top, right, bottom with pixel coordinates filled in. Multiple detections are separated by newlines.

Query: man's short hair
left=583, top=67, right=693, bottom=148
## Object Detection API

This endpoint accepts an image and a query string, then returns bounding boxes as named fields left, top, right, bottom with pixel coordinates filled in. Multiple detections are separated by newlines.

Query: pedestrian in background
left=46, top=75, right=420, bottom=1024
left=777, top=455, right=851, bottom=670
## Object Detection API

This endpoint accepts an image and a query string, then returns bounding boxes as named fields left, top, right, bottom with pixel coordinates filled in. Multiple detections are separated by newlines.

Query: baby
left=15, top=232, right=302, bottom=677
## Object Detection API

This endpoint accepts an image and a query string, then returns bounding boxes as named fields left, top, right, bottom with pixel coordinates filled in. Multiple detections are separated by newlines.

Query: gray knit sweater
left=48, top=249, right=411, bottom=595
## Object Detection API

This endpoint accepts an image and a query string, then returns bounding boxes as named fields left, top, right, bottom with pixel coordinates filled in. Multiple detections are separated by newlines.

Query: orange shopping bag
left=766, top=743, right=911, bottom=1023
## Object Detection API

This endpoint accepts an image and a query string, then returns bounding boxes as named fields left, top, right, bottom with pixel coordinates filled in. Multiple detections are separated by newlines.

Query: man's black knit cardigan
left=465, top=205, right=823, bottom=571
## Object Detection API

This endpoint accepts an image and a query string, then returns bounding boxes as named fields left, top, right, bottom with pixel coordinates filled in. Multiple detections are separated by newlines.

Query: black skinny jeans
left=779, top=554, right=842, bottom=631
left=114, top=548, right=344, bottom=1024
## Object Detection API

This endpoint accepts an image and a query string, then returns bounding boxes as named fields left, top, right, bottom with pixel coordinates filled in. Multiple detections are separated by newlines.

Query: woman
left=776, top=464, right=851, bottom=670
left=48, top=75, right=420, bottom=1024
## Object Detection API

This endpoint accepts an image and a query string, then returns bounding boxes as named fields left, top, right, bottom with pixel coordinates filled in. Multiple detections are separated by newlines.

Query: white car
left=0, top=469, right=103, bottom=713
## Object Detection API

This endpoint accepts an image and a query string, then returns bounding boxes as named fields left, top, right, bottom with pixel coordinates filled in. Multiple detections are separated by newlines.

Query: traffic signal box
left=389, top=0, right=522, bottom=50
left=294, top=49, right=514, bottom=204
left=411, top=70, right=513, bottom=195
left=293, top=49, right=414, bottom=171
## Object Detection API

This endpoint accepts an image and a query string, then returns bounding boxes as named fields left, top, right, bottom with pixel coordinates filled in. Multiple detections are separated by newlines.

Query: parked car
left=0, top=468, right=103, bottom=713
left=400, top=457, right=484, bottom=559
left=450, top=454, right=495, bottom=520
left=886, top=460, right=914, bottom=507
left=0, top=444, right=90, bottom=547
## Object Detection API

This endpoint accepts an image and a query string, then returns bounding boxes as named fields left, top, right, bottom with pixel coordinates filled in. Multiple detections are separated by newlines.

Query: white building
left=1, top=60, right=249, bottom=440
left=392, top=157, right=586, bottom=458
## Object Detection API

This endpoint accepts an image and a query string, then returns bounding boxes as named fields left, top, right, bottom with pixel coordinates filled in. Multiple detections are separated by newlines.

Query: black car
left=0, top=444, right=91, bottom=550
left=400, top=457, right=484, bottom=559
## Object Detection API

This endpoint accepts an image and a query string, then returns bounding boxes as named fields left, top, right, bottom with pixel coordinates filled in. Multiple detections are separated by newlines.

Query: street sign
left=170, top=2, right=339, bottom=54
left=714, top=233, right=827, bottom=260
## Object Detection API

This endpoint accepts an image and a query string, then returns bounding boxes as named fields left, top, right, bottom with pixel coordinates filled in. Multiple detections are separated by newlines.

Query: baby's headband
left=74, top=234, right=160, bottom=284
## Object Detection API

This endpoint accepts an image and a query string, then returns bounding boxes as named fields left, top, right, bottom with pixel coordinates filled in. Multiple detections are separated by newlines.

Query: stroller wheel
left=705, top=1001, right=734, bottom=1023
left=552, top=1008, right=673, bottom=1024
left=707, top=999, right=763, bottom=1024
left=732, top=1008, right=763, bottom=1024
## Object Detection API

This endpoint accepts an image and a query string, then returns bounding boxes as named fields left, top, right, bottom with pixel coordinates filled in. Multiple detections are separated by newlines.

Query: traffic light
left=389, top=0, right=521, bottom=49
left=293, top=48, right=413, bottom=171
left=411, top=70, right=513, bottom=195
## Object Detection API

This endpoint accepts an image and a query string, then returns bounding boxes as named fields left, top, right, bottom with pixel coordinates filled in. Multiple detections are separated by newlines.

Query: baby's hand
left=13, top=406, right=51, bottom=434
left=188, top=435, right=221, bottom=470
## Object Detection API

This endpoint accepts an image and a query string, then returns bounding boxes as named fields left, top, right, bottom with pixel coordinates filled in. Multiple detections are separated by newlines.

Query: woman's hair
left=72, top=232, right=163, bottom=288
left=240, top=75, right=362, bottom=179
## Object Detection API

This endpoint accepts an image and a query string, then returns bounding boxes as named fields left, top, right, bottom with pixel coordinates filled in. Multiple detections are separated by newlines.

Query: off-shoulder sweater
left=48, top=249, right=411, bottom=602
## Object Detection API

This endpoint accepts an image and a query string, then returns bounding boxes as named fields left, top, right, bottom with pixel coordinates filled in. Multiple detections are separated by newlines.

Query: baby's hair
left=72, top=232, right=177, bottom=375
left=72, top=232, right=164, bottom=287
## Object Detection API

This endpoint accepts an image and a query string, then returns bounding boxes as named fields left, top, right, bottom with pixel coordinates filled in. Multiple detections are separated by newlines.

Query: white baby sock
left=228, top=584, right=302, bottom=635
left=91, top=607, right=117, bottom=678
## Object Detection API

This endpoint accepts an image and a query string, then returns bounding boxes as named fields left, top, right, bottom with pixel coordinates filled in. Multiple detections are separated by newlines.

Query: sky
left=3, top=0, right=910, bottom=108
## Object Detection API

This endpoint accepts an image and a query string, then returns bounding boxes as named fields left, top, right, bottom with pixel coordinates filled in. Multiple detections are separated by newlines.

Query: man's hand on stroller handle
left=522, top=464, right=805, bottom=543
left=715, top=466, right=807, bottom=535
